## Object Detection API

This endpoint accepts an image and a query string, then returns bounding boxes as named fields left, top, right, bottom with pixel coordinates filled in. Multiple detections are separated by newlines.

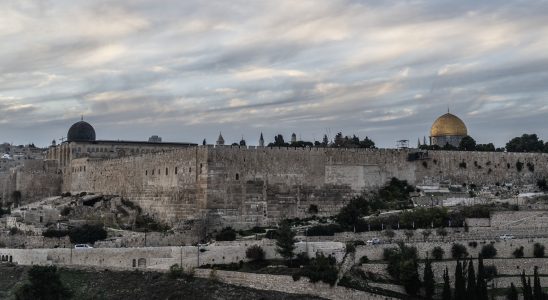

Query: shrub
left=484, top=265, right=498, bottom=280
left=459, top=162, right=467, bottom=169
left=527, top=162, right=535, bottom=172
left=436, top=227, right=448, bottom=240
left=9, top=227, right=20, bottom=235
left=513, top=246, right=524, bottom=258
left=359, top=255, right=369, bottom=264
left=480, top=243, right=497, bottom=258
left=215, top=227, right=237, bottom=241
left=245, top=245, right=265, bottom=262
left=68, top=224, right=107, bottom=244
left=431, top=246, right=444, bottom=260
left=43, top=229, right=69, bottom=239
left=516, top=161, right=524, bottom=172
left=15, top=266, right=72, bottom=300
left=451, top=243, right=468, bottom=259
left=168, top=264, right=195, bottom=281
left=468, top=241, right=478, bottom=248
left=60, top=207, right=72, bottom=216
left=295, top=253, right=338, bottom=286
left=345, top=242, right=356, bottom=254
left=306, top=224, right=342, bottom=236
left=307, top=204, right=319, bottom=214
left=533, top=243, right=545, bottom=258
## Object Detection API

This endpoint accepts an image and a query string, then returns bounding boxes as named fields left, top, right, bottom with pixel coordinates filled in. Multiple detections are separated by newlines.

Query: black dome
left=67, top=121, right=96, bottom=142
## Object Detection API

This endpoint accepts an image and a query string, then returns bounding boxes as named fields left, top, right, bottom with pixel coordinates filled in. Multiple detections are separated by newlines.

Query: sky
left=1, top=0, right=547, bottom=148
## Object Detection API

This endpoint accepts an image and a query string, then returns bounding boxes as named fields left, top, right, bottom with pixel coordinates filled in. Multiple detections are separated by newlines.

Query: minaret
left=216, top=132, right=225, bottom=146
left=423, top=136, right=427, bottom=146
left=291, top=133, right=297, bottom=143
left=417, top=138, right=421, bottom=148
left=259, top=133, right=264, bottom=147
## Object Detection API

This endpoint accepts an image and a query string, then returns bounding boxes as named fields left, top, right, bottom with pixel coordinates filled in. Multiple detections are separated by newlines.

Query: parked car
left=366, top=238, right=381, bottom=245
left=74, top=244, right=93, bottom=249
left=499, top=234, right=514, bottom=240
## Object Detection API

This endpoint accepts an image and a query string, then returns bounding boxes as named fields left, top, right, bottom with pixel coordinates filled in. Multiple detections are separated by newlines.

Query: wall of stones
left=65, top=146, right=548, bottom=229
left=0, top=240, right=344, bottom=270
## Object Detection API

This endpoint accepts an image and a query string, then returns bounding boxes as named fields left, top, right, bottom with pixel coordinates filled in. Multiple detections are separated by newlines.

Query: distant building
left=259, top=133, right=264, bottom=147
left=148, top=135, right=162, bottom=143
left=216, top=133, right=225, bottom=146
left=46, top=119, right=195, bottom=168
left=430, top=112, right=468, bottom=147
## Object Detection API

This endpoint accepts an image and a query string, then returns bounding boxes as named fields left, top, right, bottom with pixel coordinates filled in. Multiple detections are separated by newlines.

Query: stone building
left=429, top=112, right=468, bottom=147
left=45, top=119, right=195, bottom=169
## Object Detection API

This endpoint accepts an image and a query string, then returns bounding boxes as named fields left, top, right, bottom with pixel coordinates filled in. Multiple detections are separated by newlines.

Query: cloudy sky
left=1, top=0, right=547, bottom=148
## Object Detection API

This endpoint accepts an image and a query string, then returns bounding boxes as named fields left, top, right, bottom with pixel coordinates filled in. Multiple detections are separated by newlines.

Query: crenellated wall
left=63, top=146, right=548, bottom=230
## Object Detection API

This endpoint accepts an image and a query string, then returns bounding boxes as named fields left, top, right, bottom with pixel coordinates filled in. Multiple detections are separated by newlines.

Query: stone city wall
left=59, top=147, right=548, bottom=228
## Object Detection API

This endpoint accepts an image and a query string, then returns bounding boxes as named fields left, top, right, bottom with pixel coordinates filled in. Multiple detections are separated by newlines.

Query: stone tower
left=216, top=133, right=225, bottom=146
left=291, top=133, right=297, bottom=143
left=259, top=133, right=264, bottom=147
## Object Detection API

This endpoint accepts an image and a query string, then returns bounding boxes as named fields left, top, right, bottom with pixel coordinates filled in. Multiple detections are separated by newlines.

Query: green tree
left=275, top=221, right=297, bottom=265
left=383, top=243, right=421, bottom=295
left=424, top=257, right=435, bottom=300
left=422, top=229, right=432, bottom=242
left=15, top=266, right=72, bottom=300
left=246, top=245, right=265, bottom=262
left=68, top=224, right=107, bottom=244
left=477, top=255, right=488, bottom=300
left=404, top=229, right=414, bottom=241
left=215, top=227, right=237, bottom=241
left=480, top=244, right=497, bottom=259
left=454, top=261, right=465, bottom=300
left=459, top=136, right=477, bottom=151
left=451, top=243, right=468, bottom=259
left=432, top=246, right=445, bottom=260
left=384, top=229, right=396, bottom=242
left=436, top=227, right=448, bottom=241
left=335, top=196, right=369, bottom=230
left=533, top=243, right=545, bottom=258
left=506, top=283, right=518, bottom=300
left=533, top=266, right=543, bottom=300
left=466, top=259, right=477, bottom=300
left=521, top=270, right=533, bottom=300
left=506, top=134, right=545, bottom=152
left=513, top=246, right=524, bottom=258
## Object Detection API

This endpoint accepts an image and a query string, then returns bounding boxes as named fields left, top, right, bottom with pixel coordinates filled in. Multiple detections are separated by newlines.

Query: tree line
left=421, top=133, right=548, bottom=153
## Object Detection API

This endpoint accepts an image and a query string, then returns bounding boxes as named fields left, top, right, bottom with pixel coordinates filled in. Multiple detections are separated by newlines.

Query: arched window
left=132, top=259, right=136, bottom=267
left=175, top=167, right=178, bottom=175
left=152, top=169, right=154, bottom=175
left=235, top=173, right=239, bottom=180
left=166, top=168, right=168, bottom=175
left=145, top=170, right=148, bottom=176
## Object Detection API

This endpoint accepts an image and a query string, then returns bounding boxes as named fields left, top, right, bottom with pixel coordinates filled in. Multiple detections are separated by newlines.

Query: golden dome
left=430, top=113, right=467, bottom=137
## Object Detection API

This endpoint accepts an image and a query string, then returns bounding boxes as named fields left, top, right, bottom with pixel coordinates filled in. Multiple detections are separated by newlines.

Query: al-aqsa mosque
left=429, top=111, right=468, bottom=147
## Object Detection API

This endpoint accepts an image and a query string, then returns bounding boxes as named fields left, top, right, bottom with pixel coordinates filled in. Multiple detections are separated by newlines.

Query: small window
left=189, top=167, right=191, bottom=173
left=166, top=168, right=168, bottom=175
left=235, top=173, right=239, bottom=180
left=145, top=170, right=148, bottom=176
left=152, top=169, right=154, bottom=175
left=175, top=167, right=178, bottom=175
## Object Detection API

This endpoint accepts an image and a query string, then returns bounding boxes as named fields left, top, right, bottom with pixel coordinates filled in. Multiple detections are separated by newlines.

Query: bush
left=42, top=229, right=69, bottom=239
left=345, top=242, right=356, bottom=254
left=513, top=246, right=524, bottom=258
left=307, top=204, right=319, bottom=214
left=306, top=224, right=342, bottom=236
left=295, top=253, right=338, bottom=286
left=215, top=227, right=237, bottom=241
left=533, top=243, right=545, bottom=258
left=168, top=264, right=195, bottom=281
left=359, top=255, right=369, bottom=264
left=15, top=266, right=72, bottom=300
left=480, top=243, right=497, bottom=258
left=60, top=207, right=72, bottom=216
left=68, top=224, right=107, bottom=244
left=9, top=227, right=20, bottom=235
left=468, top=241, right=478, bottom=248
left=245, top=245, right=265, bottom=262
left=431, top=246, right=444, bottom=260
left=451, top=243, right=468, bottom=259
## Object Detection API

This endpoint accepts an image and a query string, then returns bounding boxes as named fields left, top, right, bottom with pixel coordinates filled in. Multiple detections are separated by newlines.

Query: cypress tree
left=507, top=283, right=518, bottom=300
left=275, top=221, right=297, bottom=266
left=522, top=270, right=532, bottom=300
left=466, top=259, right=477, bottom=300
left=442, top=267, right=452, bottom=300
left=454, top=260, right=465, bottom=300
left=424, top=257, right=435, bottom=300
left=533, top=266, right=543, bottom=300
left=477, top=255, right=488, bottom=300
